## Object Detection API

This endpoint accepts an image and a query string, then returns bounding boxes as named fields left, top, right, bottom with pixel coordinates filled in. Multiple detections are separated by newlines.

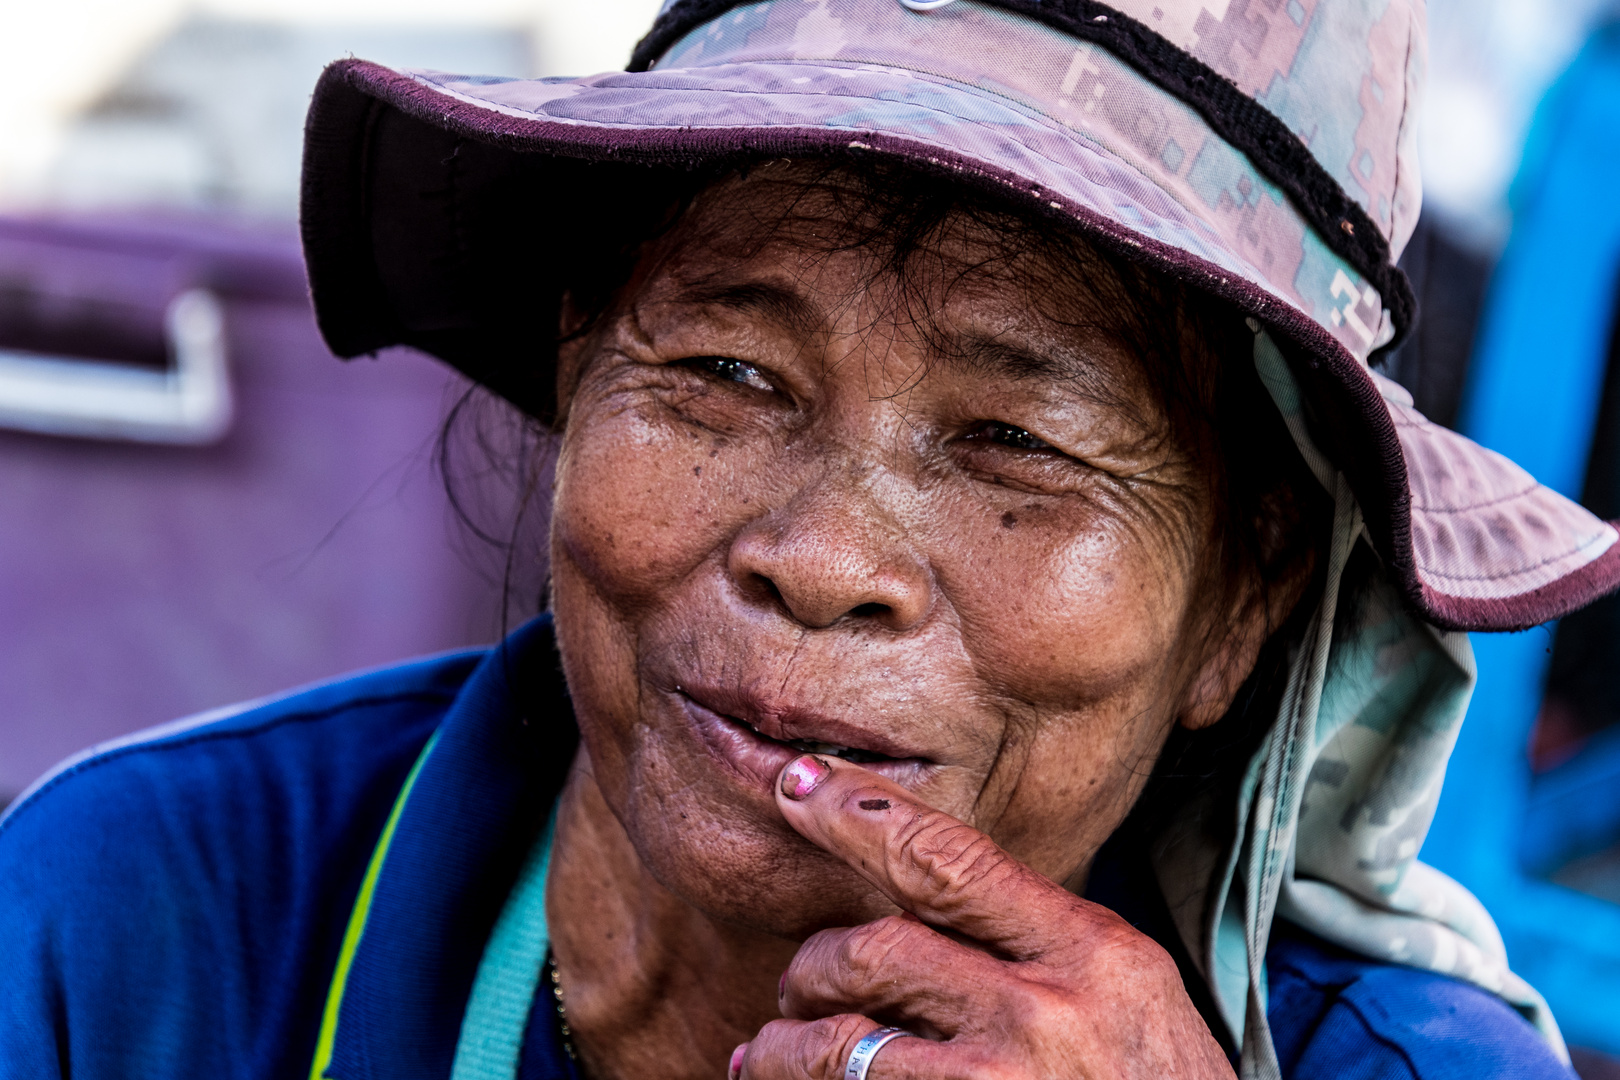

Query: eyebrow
left=677, top=281, right=825, bottom=339
left=676, top=279, right=1119, bottom=400
left=947, top=336, right=1077, bottom=381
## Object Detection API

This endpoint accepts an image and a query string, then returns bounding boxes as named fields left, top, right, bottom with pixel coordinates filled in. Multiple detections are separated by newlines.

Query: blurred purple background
left=0, top=14, right=552, bottom=803
left=0, top=214, right=501, bottom=800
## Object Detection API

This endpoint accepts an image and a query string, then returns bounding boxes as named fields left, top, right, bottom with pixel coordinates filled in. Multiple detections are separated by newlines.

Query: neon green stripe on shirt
left=309, top=731, right=440, bottom=1080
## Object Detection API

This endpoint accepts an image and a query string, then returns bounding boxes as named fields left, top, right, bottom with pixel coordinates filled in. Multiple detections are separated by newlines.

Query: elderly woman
left=0, top=2, right=1606, bottom=1079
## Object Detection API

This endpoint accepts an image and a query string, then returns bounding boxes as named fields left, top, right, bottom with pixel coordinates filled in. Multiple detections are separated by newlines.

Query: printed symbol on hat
left=1328, top=268, right=1380, bottom=349
left=1057, top=45, right=1103, bottom=112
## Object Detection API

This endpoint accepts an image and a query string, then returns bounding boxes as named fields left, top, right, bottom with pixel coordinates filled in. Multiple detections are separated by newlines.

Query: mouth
left=675, top=686, right=928, bottom=788
left=731, top=719, right=895, bottom=765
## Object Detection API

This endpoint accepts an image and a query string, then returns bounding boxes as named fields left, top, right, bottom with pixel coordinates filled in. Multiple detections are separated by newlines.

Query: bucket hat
left=299, top=1, right=1594, bottom=1074
left=300, top=0, right=1620, bottom=635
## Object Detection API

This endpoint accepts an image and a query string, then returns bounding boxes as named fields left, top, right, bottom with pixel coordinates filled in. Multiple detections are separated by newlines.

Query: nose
left=727, top=475, right=934, bottom=632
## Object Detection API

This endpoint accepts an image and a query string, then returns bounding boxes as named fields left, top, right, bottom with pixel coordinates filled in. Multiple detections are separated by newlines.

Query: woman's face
left=549, top=169, right=1268, bottom=937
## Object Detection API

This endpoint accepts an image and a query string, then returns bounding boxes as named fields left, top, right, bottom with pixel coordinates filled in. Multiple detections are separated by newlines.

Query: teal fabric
left=451, top=813, right=558, bottom=1080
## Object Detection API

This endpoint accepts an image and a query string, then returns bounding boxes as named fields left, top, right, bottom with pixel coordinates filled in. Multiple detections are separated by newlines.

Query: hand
left=727, top=754, right=1235, bottom=1080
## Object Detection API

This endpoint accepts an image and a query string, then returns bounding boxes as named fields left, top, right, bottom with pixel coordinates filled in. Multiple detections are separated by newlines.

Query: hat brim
left=300, top=57, right=1620, bottom=631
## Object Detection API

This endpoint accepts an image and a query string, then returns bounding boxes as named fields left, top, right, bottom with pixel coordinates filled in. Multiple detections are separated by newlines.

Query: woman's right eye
left=681, top=356, right=775, bottom=393
left=962, top=420, right=1057, bottom=452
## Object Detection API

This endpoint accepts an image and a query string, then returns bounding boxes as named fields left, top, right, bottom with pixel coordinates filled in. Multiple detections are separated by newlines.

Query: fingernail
left=780, top=755, right=830, bottom=800
left=728, top=1042, right=748, bottom=1080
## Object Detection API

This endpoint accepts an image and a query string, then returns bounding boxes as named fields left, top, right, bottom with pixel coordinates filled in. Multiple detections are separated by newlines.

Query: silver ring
left=844, top=1026, right=913, bottom=1080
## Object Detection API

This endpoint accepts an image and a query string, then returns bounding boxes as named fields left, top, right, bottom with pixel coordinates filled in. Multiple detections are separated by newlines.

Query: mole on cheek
left=1001, top=512, right=1018, bottom=529
left=859, top=798, right=891, bottom=811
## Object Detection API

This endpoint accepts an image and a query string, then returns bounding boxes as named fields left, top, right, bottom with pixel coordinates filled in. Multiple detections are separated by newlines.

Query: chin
left=610, top=736, right=902, bottom=939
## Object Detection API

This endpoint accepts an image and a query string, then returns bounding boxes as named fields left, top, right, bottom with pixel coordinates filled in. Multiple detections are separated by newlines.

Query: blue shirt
left=0, top=616, right=1573, bottom=1079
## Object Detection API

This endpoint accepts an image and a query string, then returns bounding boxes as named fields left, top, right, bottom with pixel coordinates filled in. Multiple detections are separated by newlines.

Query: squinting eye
left=967, top=421, right=1054, bottom=452
left=685, top=356, right=774, bottom=392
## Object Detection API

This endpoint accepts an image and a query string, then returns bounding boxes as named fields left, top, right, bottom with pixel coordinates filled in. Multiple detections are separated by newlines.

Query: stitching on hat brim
left=1421, top=533, right=1620, bottom=632
left=1418, top=535, right=1616, bottom=586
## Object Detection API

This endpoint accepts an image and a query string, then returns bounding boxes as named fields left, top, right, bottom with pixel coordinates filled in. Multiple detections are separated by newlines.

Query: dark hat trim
left=631, top=0, right=1417, bottom=357
left=301, top=60, right=1620, bottom=630
left=1420, top=540, right=1620, bottom=633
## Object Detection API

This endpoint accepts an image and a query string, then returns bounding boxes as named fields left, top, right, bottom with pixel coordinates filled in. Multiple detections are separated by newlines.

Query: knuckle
left=1089, top=915, right=1179, bottom=982
left=837, top=915, right=916, bottom=983
left=1126, top=936, right=1184, bottom=990
left=893, top=812, right=1016, bottom=912
left=1049, top=907, right=1188, bottom=1000
left=791, top=927, right=846, bottom=979
left=799, top=1015, right=872, bottom=1078
left=1010, top=981, right=1081, bottom=1033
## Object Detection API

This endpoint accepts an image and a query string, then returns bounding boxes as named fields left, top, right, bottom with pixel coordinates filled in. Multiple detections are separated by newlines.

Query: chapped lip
left=675, top=681, right=931, bottom=776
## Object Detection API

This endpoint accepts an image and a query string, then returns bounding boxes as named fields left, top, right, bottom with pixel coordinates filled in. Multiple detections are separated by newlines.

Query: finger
left=776, top=754, right=1081, bottom=957
left=782, top=914, right=1002, bottom=1035
left=738, top=1015, right=956, bottom=1080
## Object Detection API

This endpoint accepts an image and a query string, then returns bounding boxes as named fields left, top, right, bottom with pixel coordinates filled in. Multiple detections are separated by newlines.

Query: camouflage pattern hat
left=301, top=0, right=1620, bottom=634
left=298, top=0, right=1600, bottom=1073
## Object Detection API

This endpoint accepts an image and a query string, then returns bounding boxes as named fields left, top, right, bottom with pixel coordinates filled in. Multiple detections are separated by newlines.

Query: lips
left=675, top=684, right=930, bottom=789
left=733, top=717, right=894, bottom=765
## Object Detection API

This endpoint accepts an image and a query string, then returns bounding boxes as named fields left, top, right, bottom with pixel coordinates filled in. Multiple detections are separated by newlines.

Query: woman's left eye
left=964, top=421, right=1056, bottom=452
left=682, top=355, right=775, bottom=392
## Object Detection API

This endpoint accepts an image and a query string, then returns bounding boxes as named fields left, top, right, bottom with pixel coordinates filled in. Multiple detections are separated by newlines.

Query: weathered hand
left=727, top=754, right=1235, bottom=1080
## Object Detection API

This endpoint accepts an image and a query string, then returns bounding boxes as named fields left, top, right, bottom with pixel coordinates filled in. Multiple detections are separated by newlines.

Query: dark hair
left=440, top=153, right=1330, bottom=823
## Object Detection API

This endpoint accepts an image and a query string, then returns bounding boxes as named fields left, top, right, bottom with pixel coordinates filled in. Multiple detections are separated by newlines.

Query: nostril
left=749, top=574, right=786, bottom=608
left=850, top=602, right=889, bottom=619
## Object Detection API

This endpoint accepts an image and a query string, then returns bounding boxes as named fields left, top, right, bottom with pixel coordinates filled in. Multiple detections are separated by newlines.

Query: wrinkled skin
left=544, top=165, right=1305, bottom=1079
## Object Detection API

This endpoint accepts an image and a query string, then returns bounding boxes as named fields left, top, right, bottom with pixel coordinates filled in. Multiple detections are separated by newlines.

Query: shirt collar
left=328, top=615, right=575, bottom=1080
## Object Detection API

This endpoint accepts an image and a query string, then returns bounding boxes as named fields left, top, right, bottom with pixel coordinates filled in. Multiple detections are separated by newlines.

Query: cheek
left=551, top=403, right=746, bottom=604
left=933, top=500, right=1201, bottom=877
left=548, top=405, right=738, bottom=797
left=944, top=504, right=1195, bottom=709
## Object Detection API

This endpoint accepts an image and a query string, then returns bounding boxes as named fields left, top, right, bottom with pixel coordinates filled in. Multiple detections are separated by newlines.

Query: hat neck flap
left=1150, top=328, right=1570, bottom=1078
